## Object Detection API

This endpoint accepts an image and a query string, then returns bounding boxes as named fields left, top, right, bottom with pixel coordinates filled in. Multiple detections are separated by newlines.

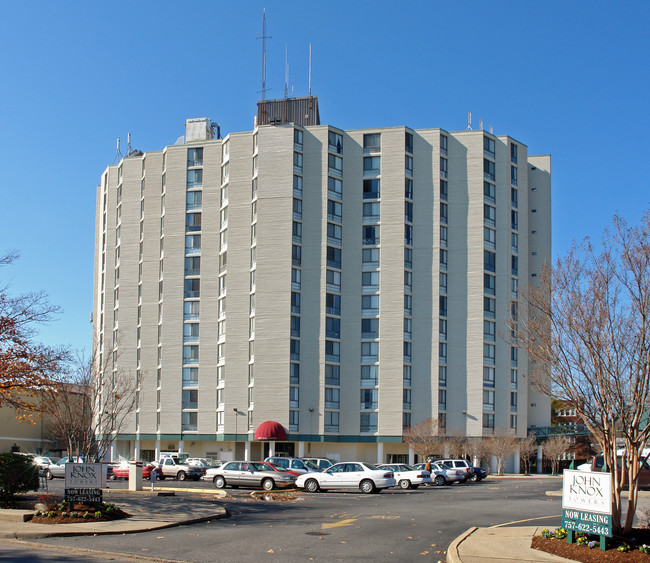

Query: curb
left=446, top=526, right=477, bottom=563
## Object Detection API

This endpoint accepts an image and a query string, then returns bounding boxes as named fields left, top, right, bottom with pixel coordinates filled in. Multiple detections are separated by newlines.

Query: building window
left=405, top=155, right=413, bottom=175
left=484, top=136, right=495, bottom=155
left=361, top=318, right=379, bottom=339
left=511, top=255, right=519, bottom=276
left=511, top=346, right=518, bottom=366
left=325, top=387, right=340, bottom=409
left=328, top=131, right=343, bottom=153
left=291, top=291, right=301, bottom=313
left=326, top=293, right=341, bottom=315
left=294, top=175, right=303, bottom=195
left=327, top=246, right=341, bottom=269
left=291, top=268, right=301, bottom=290
left=511, top=210, right=518, bottom=231
left=404, top=248, right=413, bottom=269
left=484, top=204, right=496, bottom=226
left=294, top=129, right=303, bottom=149
left=326, top=317, right=341, bottom=338
left=405, top=201, right=413, bottom=223
left=360, top=412, right=378, bottom=432
left=292, top=244, right=302, bottom=266
left=440, top=157, right=448, bottom=178
left=186, top=234, right=201, bottom=254
left=440, top=202, right=448, bottom=224
left=184, top=278, right=200, bottom=299
left=327, top=269, right=341, bottom=291
left=325, top=364, right=340, bottom=386
left=293, top=221, right=303, bottom=242
left=363, top=202, right=380, bottom=222
left=439, top=318, right=447, bottom=339
left=438, top=389, right=446, bottom=409
left=325, top=411, right=340, bottom=433
left=325, top=340, right=340, bottom=362
left=483, top=413, right=494, bottom=429
left=293, top=152, right=303, bottom=172
left=404, top=341, right=412, bottom=362
left=186, top=190, right=202, bottom=210
left=363, top=225, right=379, bottom=245
left=328, top=176, right=342, bottom=199
left=362, top=295, right=379, bottom=315
left=484, top=159, right=495, bottom=181
left=290, top=386, right=299, bottom=408
left=511, top=187, right=518, bottom=208
left=484, top=297, right=496, bottom=318
left=363, top=178, right=380, bottom=199
left=405, top=132, right=414, bottom=153
left=483, top=366, right=495, bottom=387
left=483, top=343, right=495, bottom=364
left=183, top=301, right=200, bottom=320
left=484, top=320, right=496, bottom=341
left=484, top=273, right=495, bottom=295
left=328, top=200, right=342, bottom=222
left=511, top=143, right=518, bottom=163
left=439, top=295, right=446, bottom=317
left=440, top=134, right=448, bottom=154
left=438, top=342, right=446, bottom=362
left=328, top=154, right=343, bottom=175
left=186, top=212, right=202, bottom=232
left=440, top=248, right=448, bottom=268
left=188, top=147, right=203, bottom=167
left=361, top=365, right=379, bottom=386
left=405, top=224, right=413, bottom=246
left=511, top=392, right=518, bottom=411
left=181, top=412, right=198, bottom=432
left=187, top=169, right=202, bottom=188
left=182, top=322, right=199, bottom=343
left=290, top=363, right=300, bottom=384
left=363, top=156, right=380, bottom=175
left=440, top=179, right=448, bottom=201
left=511, top=369, right=518, bottom=389
left=484, top=251, right=496, bottom=272
left=404, top=388, right=412, bottom=409
left=363, top=133, right=380, bottom=153
left=362, top=248, right=380, bottom=268
left=289, top=410, right=299, bottom=431
left=483, top=390, right=495, bottom=410
left=182, top=367, right=198, bottom=387
left=182, top=389, right=198, bottom=409
left=361, top=341, right=379, bottom=362
left=484, top=181, right=495, bottom=202
left=439, top=365, right=447, bottom=386
left=290, top=339, right=300, bottom=361
left=362, top=271, right=379, bottom=291
left=293, top=198, right=302, bottom=219
left=405, top=178, right=413, bottom=199
left=361, top=389, right=378, bottom=410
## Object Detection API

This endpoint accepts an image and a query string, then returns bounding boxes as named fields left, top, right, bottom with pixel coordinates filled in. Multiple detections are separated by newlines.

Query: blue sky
left=1, top=1, right=649, bottom=353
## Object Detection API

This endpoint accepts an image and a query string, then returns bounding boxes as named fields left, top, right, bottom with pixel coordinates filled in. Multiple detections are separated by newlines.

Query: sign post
left=561, top=469, right=612, bottom=551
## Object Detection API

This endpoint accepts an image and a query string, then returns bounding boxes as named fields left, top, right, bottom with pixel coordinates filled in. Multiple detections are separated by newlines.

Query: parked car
left=264, top=457, right=321, bottom=475
left=303, top=457, right=337, bottom=470
left=296, top=461, right=396, bottom=494
left=206, top=461, right=297, bottom=490
left=186, top=458, right=220, bottom=469
left=111, top=462, right=160, bottom=480
left=414, top=462, right=464, bottom=485
left=157, top=456, right=204, bottom=481
left=376, top=463, right=432, bottom=489
left=32, top=456, right=60, bottom=470
left=470, top=466, right=488, bottom=482
left=259, top=461, right=301, bottom=477
left=434, top=459, right=473, bottom=482
left=44, top=459, right=67, bottom=479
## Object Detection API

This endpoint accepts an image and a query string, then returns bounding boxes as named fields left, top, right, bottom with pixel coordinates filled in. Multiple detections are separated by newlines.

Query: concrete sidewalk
left=447, top=526, right=575, bottom=563
left=0, top=488, right=228, bottom=539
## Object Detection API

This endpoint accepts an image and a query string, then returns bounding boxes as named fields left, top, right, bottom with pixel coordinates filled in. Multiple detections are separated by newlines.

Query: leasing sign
left=562, top=469, right=612, bottom=538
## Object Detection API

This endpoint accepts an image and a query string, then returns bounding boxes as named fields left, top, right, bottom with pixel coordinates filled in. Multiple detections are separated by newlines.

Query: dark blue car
left=470, top=467, right=488, bottom=482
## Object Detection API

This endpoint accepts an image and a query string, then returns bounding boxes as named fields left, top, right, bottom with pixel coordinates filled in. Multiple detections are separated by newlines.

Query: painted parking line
left=322, top=518, right=358, bottom=529
left=490, top=514, right=561, bottom=528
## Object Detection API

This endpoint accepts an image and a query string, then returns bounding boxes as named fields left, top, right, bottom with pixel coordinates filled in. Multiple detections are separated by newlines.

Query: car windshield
left=303, top=460, right=321, bottom=471
left=438, top=463, right=452, bottom=469
left=249, top=463, right=269, bottom=471
left=402, top=464, right=415, bottom=471
left=267, top=463, right=284, bottom=472
left=363, top=463, right=379, bottom=471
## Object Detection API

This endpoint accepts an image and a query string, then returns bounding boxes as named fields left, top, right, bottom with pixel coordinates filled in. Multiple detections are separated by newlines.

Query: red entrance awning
left=254, top=420, right=287, bottom=441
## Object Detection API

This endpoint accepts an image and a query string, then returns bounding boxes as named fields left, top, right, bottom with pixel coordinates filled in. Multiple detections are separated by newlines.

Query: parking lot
left=28, top=476, right=563, bottom=562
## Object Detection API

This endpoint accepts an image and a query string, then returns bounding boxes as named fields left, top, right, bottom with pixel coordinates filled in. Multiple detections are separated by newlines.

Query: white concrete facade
left=94, top=115, right=551, bottom=464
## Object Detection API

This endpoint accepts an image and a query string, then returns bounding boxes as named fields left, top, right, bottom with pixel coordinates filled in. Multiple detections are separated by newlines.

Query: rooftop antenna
left=308, top=43, right=312, bottom=96
left=257, top=9, right=272, bottom=101
left=489, top=125, right=493, bottom=134
left=479, top=119, right=483, bottom=131
left=127, top=132, right=132, bottom=155
left=284, top=44, right=289, bottom=98
left=113, top=137, right=123, bottom=164
left=467, top=112, right=472, bottom=131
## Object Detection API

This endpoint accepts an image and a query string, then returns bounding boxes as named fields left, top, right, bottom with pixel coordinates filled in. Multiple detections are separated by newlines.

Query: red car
left=111, top=462, right=160, bottom=480
left=258, top=461, right=301, bottom=477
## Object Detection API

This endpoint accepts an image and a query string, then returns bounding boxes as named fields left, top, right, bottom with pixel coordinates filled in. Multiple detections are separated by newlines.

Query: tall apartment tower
left=94, top=97, right=551, bottom=465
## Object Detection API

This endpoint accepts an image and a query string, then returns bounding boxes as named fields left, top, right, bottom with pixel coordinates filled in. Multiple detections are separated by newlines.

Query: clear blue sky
left=1, top=1, right=648, bottom=354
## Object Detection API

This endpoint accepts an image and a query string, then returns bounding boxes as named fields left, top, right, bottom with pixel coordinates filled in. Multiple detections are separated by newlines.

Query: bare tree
left=44, top=344, right=139, bottom=462
left=512, top=212, right=650, bottom=534
left=467, top=437, right=491, bottom=469
left=484, top=430, right=519, bottom=475
left=402, top=417, right=445, bottom=461
left=543, top=436, right=571, bottom=476
left=519, top=434, right=539, bottom=475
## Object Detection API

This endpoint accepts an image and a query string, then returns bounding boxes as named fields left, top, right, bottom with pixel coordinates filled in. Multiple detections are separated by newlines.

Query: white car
left=296, top=461, right=396, bottom=494
left=376, top=463, right=432, bottom=489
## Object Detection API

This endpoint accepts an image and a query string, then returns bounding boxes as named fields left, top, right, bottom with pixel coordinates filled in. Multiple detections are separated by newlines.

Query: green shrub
left=0, top=453, right=39, bottom=508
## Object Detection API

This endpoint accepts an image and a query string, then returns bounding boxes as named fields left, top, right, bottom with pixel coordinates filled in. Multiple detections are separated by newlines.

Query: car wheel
left=214, top=476, right=226, bottom=489
left=305, top=478, right=320, bottom=492
left=469, top=473, right=479, bottom=482
left=399, top=479, right=411, bottom=490
left=45, top=469, right=53, bottom=480
left=435, top=475, right=446, bottom=486
left=360, top=479, right=376, bottom=494
left=262, top=478, right=275, bottom=491
left=177, top=471, right=187, bottom=481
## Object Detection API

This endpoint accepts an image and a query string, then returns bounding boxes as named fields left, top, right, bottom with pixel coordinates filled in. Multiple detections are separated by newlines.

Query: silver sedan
left=206, top=461, right=297, bottom=490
